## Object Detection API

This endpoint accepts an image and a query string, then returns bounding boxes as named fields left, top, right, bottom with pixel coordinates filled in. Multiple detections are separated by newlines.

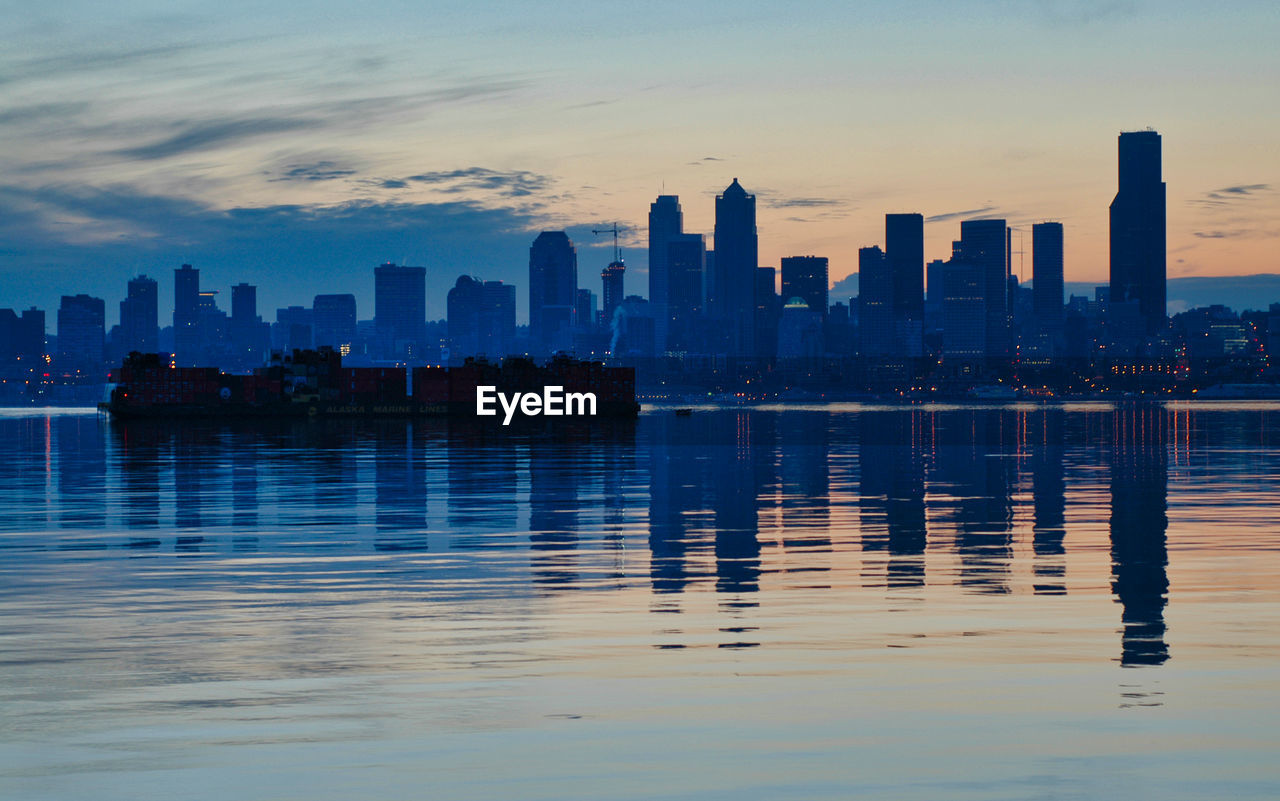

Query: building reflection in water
left=1109, top=405, right=1170, bottom=667
left=712, top=411, right=762, bottom=604
left=374, top=421, right=428, bottom=552
left=1030, top=409, right=1067, bottom=595
left=528, top=438, right=582, bottom=588
left=859, top=410, right=928, bottom=590
left=57, top=415, right=106, bottom=532
left=447, top=434, right=519, bottom=550
left=937, top=409, right=1015, bottom=594
left=647, top=415, right=703, bottom=597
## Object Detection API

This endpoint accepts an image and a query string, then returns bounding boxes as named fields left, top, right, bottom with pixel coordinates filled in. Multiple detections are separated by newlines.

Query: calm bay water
left=2, top=404, right=1279, bottom=799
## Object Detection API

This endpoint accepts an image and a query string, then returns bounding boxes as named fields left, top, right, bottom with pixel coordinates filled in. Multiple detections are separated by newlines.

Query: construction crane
left=592, top=223, right=625, bottom=264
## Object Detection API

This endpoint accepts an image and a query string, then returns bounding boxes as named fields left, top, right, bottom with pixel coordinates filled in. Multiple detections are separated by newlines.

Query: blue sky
left=2, top=0, right=1277, bottom=323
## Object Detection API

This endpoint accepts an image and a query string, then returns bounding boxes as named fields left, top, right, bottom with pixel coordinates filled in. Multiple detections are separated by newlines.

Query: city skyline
left=2, top=2, right=1277, bottom=322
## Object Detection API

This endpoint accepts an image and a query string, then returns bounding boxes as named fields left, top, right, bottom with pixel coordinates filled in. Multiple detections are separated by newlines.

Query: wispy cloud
left=114, top=117, right=315, bottom=161
left=269, top=161, right=358, bottom=182
left=376, top=167, right=554, bottom=198
left=925, top=206, right=999, bottom=223
left=1191, top=183, right=1273, bottom=209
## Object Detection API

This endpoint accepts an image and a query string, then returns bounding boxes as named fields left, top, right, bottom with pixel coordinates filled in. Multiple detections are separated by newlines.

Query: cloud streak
left=925, top=206, right=999, bottom=223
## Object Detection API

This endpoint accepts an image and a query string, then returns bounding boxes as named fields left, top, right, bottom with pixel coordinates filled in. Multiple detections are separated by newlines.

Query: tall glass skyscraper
left=1110, top=130, right=1166, bottom=335
left=648, top=195, right=683, bottom=353
left=712, top=179, right=758, bottom=358
left=374, top=263, right=426, bottom=360
left=529, top=231, right=578, bottom=353
left=959, top=219, right=1010, bottom=360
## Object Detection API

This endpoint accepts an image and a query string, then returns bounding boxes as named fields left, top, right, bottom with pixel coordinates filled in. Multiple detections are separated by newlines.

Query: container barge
left=101, top=350, right=639, bottom=420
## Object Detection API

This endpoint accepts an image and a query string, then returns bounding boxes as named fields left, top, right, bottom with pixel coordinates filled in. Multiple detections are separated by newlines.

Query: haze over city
left=2, top=1, right=1277, bottom=323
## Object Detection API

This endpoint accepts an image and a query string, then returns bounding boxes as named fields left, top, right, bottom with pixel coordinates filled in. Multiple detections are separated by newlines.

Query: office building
left=712, top=179, right=758, bottom=357
left=648, top=195, right=683, bottom=352
left=1033, top=222, right=1065, bottom=353
left=529, top=231, right=578, bottom=353
left=374, top=263, right=426, bottom=359
left=119, top=275, right=159, bottom=355
left=780, top=256, right=828, bottom=320
left=313, top=294, right=358, bottom=351
left=666, top=233, right=705, bottom=352
left=1110, top=130, right=1166, bottom=336
left=959, top=219, right=1010, bottom=359
left=173, top=264, right=200, bottom=365
left=57, top=294, right=105, bottom=374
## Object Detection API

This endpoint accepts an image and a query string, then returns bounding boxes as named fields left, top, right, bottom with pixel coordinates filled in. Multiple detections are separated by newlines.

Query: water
left=2, top=404, right=1279, bottom=799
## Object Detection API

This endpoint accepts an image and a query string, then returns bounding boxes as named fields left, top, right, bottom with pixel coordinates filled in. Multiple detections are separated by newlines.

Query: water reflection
left=4, top=404, right=1277, bottom=669
left=1109, top=405, right=1170, bottom=667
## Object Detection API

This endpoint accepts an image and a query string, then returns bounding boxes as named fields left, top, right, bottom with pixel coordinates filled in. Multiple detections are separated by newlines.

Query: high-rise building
left=313, top=294, right=358, bottom=351
left=712, top=179, right=758, bottom=358
left=780, top=256, right=828, bottom=320
left=666, top=233, right=705, bottom=352
left=1033, top=222, right=1065, bottom=347
left=119, top=275, right=158, bottom=355
left=173, top=264, right=200, bottom=365
left=959, top=219, right=1010, bottom=359
left=447, top=276, right=515, bottom=360
left=374, top=263, right=426, bottom=359
left=1110, top=130, right=1166, bottom=336
left=858, top=246, right=893, bottom=357
left=57, top=294, right=105, bottom=374
left=648, top=195, right=683, bottom=352
left=886, top=213, right=924, bottom=332
left=529, top=231, right=578, bottom=353
left=941, top=262, right=986, bottom=360
left=755, top=266, right=780, bottom=360
left=575, top=289, right=597, bottom=332
left=18, top=308, right=44, bottom=361
left=601, top=261, right=626, bottom=326
left=228, top=283, right=268, bottom=367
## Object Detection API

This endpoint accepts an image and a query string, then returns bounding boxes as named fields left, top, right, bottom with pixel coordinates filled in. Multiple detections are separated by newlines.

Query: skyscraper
left=780, top=256, right=829, bottom=319
left=886, top=213, right=924, bottom=337
left=1110, top=130, right=1166, bottom=336
left=859, top=246, right=893, bottom=357
left=173, top=264, right=200, bottom=365
left=447, top=276, right=515, bottom=360
left=712, top=179, right=758, bottom=358
left=230, top=283, right=266, bottom=367
left=529, top=231, right=578, bottom=353
left=57, top=294, right=105, bottom=374
left=601, top=261, right=625, bottom=326
left=119, top=275, right=158, bottom=355
left=374, top=263, right=426, bottom=359
left=1032, top=222, right=1065, bottom=348
left=666, top=233, right=705, bottom=352
left=648, top=195, right=683, bottom=353
left=959, top=219, right=1010, bottom=360
left=313, top=294, right=358, bottom=350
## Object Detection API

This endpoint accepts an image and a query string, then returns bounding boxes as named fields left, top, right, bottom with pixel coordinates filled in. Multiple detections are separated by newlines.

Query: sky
left=1, top=0, right=1277, bottom=324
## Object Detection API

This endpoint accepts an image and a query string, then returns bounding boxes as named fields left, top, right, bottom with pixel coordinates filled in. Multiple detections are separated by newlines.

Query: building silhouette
left=374, top=263, right=426, bottom=360
left=173, top=264, right=200, bottom=366
left=886, top=213, right=924, bottom=357
left=711, top=179, right=758, bottom=358
left=230, top=283, right=268, bottom=367
left=755, top=266, right=780, bottom=360
left=601, top=261, right=626, bottom=327
left=447, top=275, right=515, bottom=359
left=648, top=195, right=683, bottom=353
left=1109, top=405, right=1170, bottom=666
left=118, top=275, right=158, bottom=356
left=529, top=231, right=578, bottom=354
left=958, top=219, right=1010, bottom=360
left=666, top=233, right=705, bottom=352
left=1110, top=130, right=1166, bottom=337
left=312, top=294, right=358, bottom=351
left=1032, top=222, right=1065, bottom=356
left=859, top=246, right=891, bottom=357
left=56, top=294, right=105, bottom=374
left=780, top=256, right=828, bottom=320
